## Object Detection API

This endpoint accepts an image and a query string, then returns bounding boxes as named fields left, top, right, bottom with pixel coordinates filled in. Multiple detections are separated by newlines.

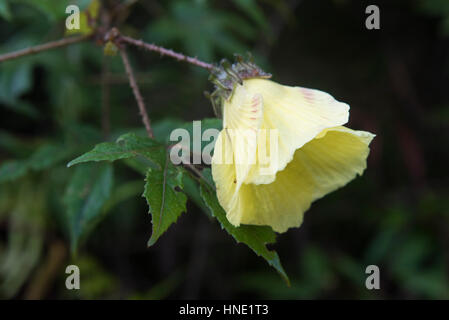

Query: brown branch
left=119, top=35, right=214, bottom=70
left=0, top=35, right=91, bottom=63
left=119, top=46, right=154, bottom=138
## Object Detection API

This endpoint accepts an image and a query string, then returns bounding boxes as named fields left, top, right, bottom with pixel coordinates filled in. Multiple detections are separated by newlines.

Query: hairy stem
left=0, top=35, right=91, bottom=63
left=119, top=35, right=214, bottom=70
left=119, top=46, right=154, bottom=138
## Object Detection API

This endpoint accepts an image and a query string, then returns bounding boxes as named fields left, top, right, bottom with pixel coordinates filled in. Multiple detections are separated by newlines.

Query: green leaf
left=10, top=0, right=92, bottom=21
left=144, top=154, right=187, bottom=246
left=0, top=143, right=74, bottom=184
left=0, top=130, right=33, bottom=157
left=0, top=62, right=32, bottom=103
left=182, top=173, right=212, bottom=217
left=29, top=143, right=73, bottom=171
left=64, top=163, right=114, bottom=253
left=400, top=266, right=449, bottom=299
left=152, top=118, right=186, bottom=144
left=122, top=157, right=152, bottom=176
left=230, top=0, right=267, bottom=29
left=68, top=133, right=164, bottom=168
left=199, top=172, right=289, bottom=285
left=0, top=1, right=12, bottom=21
left=0, top=160, right=29, bottom=183
left=363, top=227, right=397, bottom=263
left=103, top=180, right=144, bottom=213
left=145, top=2, right=254, bottom=61
left=0, top=60, right=40, bottom=118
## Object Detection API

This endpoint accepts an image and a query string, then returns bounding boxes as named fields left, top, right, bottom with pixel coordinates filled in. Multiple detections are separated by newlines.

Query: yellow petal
left=223, top=84, right=264, bottom=131
left=211, top=131, right=239, bottom=222
left=213, top=126, right=375, bottom=232
left=243, top=79, right=350, bottom=185
left=221, top=84, right=264, bottom=187
left=297, top=126, right=375, bottom=200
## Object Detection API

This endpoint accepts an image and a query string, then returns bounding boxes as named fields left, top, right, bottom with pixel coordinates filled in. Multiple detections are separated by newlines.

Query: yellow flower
left=211, top=78, right=375, bottom=233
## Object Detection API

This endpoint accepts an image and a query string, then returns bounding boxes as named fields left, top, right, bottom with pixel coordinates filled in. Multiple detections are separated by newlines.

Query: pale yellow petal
left=233, top=156, right=315, bottom=232
left=221, top=84, right=264, bottom=187
left=211, top=131, right=238, bottom=222
left=296, top=126, right=375, bottom=201
left=223, top=84, right=263, bottom=131
left=217, top=125, right=374, bottom=233
left=242, top=79, right=350, bottom=185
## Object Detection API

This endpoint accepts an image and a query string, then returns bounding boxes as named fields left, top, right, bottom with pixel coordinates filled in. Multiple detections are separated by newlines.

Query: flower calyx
left=205, top=54, right=271, bottom=118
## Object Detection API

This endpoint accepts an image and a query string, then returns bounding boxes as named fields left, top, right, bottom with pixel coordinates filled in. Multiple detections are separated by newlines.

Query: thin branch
left=119, top=35, right=214, bottom=70
left=0, top=35, right=91, bottom=63
left=119, top=46, right=154, bottom=138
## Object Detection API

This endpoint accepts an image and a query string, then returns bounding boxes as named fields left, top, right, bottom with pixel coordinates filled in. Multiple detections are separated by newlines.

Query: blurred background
left=0, top=0, right=448, bottom=299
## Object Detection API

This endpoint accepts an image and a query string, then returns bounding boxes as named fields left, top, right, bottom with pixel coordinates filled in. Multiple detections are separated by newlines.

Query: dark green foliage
left=68, top=133, right=164, bottom=168
left=144, top=156, right=187, bottom=247
left=0, top=0, right=448, bottom=300
left=64, top=163, right=114, bottom=253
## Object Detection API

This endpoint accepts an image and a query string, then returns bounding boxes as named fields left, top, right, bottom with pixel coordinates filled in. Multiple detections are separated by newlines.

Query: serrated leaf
left=64, top=163, right=114, bottom=253
left=68, top=133, right=164, bottom=168
left=199, top=171, right=289, bottom=284
left=144, top=154, right=187, bottom=246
